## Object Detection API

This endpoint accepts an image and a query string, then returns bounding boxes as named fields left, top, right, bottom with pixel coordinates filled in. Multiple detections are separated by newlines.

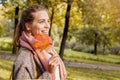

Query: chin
left=43, top=33, right=49, bottom=35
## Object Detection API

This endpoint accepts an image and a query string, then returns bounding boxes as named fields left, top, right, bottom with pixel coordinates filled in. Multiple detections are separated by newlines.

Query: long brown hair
left=14, top=5, right=47, bottom=46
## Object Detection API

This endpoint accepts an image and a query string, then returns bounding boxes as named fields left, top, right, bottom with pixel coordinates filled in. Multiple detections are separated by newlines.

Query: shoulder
left=19, top=47, right=32, bottom=56
left=14, top=47, right=33, bottom=67
left=12, top=47, right=35, bottom=79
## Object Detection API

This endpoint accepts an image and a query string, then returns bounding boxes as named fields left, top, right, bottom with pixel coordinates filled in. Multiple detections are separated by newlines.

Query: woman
left=11, top=5, right=66, bottom=80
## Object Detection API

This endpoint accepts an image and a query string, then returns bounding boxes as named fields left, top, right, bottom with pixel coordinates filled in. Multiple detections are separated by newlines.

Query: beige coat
left=11, top=47, right=50, bottom=80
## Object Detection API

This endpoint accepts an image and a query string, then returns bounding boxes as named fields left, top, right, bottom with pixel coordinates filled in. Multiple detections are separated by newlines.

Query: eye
left=39, top=20, right=44, bottom=23
left=48, top=20, right=50, bottom=23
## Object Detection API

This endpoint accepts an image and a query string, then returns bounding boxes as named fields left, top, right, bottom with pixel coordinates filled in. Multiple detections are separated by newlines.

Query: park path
left=0, top=53, right=120, bottom=71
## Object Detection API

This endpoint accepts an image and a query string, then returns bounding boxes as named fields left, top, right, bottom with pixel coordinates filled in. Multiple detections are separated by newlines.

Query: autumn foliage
left=33, top=34, right=52, bottom=51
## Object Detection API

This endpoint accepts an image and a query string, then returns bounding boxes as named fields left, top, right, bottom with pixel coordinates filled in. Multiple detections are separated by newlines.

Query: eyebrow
left=38, top=19, right=50, bottom=21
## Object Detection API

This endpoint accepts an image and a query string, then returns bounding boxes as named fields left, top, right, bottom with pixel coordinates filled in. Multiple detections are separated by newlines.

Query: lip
left=41, top=30, right=49, bottom=34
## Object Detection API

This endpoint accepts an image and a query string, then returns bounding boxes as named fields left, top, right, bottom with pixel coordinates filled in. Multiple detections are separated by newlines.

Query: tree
left=0, top=25, right=4, bottom=37
left=109, top=0, right=120, bottom=43
left=0, top=4, right=5, bottom=37
left=59, top=0, right=73, bottom=59
left=77, top=0, right=103, bottom=55
left=76, top=26, right=111, bottom=54
left=12, top=6, right=19, bottom=54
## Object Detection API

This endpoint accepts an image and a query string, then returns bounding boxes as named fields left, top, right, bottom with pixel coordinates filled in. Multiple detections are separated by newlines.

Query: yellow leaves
left=0, top=7, right=4, bottom=25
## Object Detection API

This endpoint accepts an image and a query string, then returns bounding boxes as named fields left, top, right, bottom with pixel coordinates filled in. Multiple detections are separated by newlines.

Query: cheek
left=31, top=25, right=43, bottom=35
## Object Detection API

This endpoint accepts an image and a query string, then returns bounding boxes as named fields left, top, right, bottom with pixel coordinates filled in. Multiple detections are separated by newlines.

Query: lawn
left=0, top=58, right=120, bottom=80
left=54, top=47, right=120, bottom=66
left=1, top=47, right=120, bottom=66
left=0, top=38, right=120, bottom=66
left=0, top=40, right=120, bottom=80
left=0, top=58, right=13, bottom=80
left=67, top=66, right=120, bottom=80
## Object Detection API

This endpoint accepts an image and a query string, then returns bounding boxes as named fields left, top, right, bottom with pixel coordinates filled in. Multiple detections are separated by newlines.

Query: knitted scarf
left=19, top=31, right=66, bottom=80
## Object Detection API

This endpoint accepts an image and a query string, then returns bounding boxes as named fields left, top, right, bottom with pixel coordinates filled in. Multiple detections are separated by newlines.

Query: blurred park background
left=0, top=0, right=120, bottom=80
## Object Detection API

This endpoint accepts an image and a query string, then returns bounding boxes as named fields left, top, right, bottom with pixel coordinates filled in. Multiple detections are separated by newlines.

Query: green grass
left=66, top=66, right=120, bottom=80
left=0, top=37, right=13, bottom=51
left=1, top=37, right=120, bottom=80
left=0, top=58, right=120, bottom=80
left=0, top=58, right=13, bottom=80
left=0, top=37, right=120, bottom=66
left=0, top=50, right=12, bottom=55
left=0, top=47, right=120, bottom=66
left=54, top=47, right=120, bottom=66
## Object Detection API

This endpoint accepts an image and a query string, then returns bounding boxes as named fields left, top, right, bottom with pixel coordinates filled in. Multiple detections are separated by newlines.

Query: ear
left=25, top=23, right=31, bottom=31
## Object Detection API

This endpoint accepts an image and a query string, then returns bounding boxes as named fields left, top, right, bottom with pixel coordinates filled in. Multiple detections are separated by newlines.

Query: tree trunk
left=102, top=43, right=106, bottom=54
left=94, top=33, right=97, bottom=55
left=59, top=0, right=73, bottom=59
left=49, top=8, right=54, bottom=36
left=12, top=6, right=19, bottom=54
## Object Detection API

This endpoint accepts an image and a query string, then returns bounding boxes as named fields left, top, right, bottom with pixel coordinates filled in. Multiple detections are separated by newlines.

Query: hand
left=48, top=55, right=60, bottom=74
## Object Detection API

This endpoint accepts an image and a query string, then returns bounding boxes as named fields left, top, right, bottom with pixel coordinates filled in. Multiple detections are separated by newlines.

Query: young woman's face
left=28, top=10, right=50, bottom=35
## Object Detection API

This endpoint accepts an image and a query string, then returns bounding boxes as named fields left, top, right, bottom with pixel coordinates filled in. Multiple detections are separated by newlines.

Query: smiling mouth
left=41, top=30, right=49, bottom=34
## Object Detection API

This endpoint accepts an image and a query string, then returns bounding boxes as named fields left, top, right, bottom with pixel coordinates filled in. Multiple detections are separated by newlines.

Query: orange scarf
left=19, top=31, right=66, bottom=80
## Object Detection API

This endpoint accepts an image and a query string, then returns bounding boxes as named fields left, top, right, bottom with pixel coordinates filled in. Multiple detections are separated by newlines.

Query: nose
left=44, top=21, right=50, bottom=29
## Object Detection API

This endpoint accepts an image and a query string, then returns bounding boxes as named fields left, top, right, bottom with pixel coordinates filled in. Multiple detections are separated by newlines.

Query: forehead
left=32, top=10, right=49, bottom=20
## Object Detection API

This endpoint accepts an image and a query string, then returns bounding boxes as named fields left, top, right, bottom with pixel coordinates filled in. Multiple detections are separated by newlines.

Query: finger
left=49, top=60, right=60, bottom=71
left=49, top=55, right=57, bottom=62
left=48, top=58, right=60, bottom=73
left=52, top=59, right=60, bottom=66
left=47, top=48, right=57, bottom=56
left=49, top=60, right=59, bottom=70
left=50, top=54, right=59, bottom=60
left=49, top=56, right=59, bottom=65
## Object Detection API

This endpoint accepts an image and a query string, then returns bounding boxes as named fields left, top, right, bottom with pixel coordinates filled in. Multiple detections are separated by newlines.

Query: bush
left=65, top=41, right=70, bottom=49
left=53, top=40, right=60, bottom=47
left=71, top=42, right=94, bottom=53
left=82, top=47, right=94, bottom=53
left=109, top=45, right=120, bottom=55
left=0, top=37, right=13, bottom=51
left=0, top=25, right=4, bottom=36
left=69, top=41, right=76, bottom=49
left=72, top=44, right=86, bottom=52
